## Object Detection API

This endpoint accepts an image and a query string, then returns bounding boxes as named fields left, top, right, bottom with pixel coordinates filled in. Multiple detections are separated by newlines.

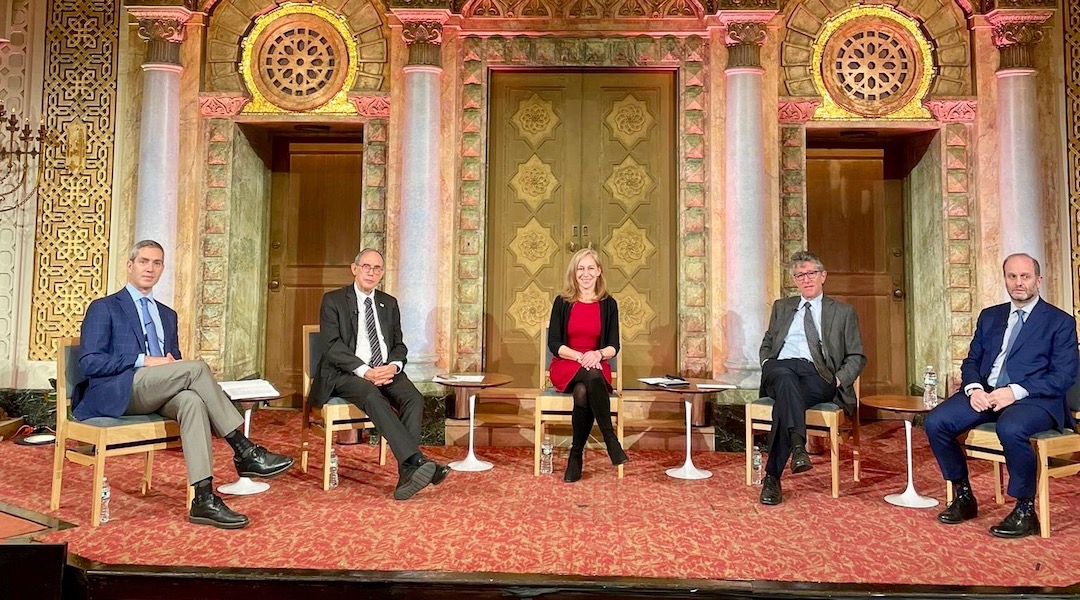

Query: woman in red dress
left=546, top=248, right=628, bottom=482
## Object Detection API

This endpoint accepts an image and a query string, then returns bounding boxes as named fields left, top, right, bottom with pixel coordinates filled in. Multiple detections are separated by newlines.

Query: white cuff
left=964, top=383, right=983, bottom=396
left=1008, top=383, right=1029, bottom=400
left=354, top=364, right=370, bottom=378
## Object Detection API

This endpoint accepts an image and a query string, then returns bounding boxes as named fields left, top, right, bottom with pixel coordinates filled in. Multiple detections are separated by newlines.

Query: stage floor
left=3, top=410, right=1080, bottom=591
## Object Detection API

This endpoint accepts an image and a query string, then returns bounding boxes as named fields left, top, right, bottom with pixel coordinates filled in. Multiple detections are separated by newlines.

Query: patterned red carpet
left=2, top=410, right=1079, bottom=588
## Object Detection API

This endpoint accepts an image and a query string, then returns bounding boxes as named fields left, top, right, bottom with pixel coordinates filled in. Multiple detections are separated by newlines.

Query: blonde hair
left=559, top=248, right=608, bottom=302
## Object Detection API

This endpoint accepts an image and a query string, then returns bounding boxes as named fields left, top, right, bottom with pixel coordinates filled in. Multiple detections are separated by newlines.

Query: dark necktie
left=364, top=297, right=384, bottom=367
left=997, top=309, right=1025, bottom=386
left=803, top=302, right=832, bottom=383
left=139, top=297, right=163, bottom=357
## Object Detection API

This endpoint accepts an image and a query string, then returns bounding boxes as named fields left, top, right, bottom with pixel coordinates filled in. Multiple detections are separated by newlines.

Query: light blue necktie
left=996, top=309, right=1024, bottom=386
left=139, top=297, right=164, bottom=357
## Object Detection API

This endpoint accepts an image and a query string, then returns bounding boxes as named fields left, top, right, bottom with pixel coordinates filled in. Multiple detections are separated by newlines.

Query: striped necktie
left=364, top=297, right=384, bottom=367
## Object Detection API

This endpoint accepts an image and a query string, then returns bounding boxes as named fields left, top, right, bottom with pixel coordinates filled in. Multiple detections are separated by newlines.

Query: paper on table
left=639, top=377, right=686, bottom=386
left=433, top=374, right=486, bottom=384
left=218, top=379, right=280, bottom=400
left=695, top=383, right=737, bottom=390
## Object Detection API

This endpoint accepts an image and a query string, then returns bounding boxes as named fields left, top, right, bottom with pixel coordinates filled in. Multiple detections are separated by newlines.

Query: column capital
left=718, top=11, right=775, bottom=70
left=127, top=3, right=196, bottom=67
left=393, top=10, right=450, bottom=67
left=986, top=8, right=1053, bottom=71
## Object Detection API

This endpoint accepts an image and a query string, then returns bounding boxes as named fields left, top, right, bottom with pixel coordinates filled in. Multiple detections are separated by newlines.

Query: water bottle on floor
left=540, top=434, right=554, bottom=474
left=368, top=429, right=380, bottom=446
left=751, top=446, right=764, bottom=485
left=922, top=365, right=938, bottom=409
left=329, top=447, right=339, bottom=488
left=100, top=477, right=111, bottom=524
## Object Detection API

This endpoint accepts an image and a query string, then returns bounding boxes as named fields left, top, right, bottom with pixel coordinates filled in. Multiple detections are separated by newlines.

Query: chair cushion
left=538, top=387, right=568, bottom=398
left=971, top=421, right=1077, bottom=441
left=78, top=414, right=171, bottom=427
left=752, top=397, right=840, bottom=412
left=326, top=396, right=350, bottom=405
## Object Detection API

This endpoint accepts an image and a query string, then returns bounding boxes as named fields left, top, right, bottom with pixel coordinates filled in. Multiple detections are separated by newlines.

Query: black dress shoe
left=189, top=494, right=249, bottom=530
left=937, top=493, right=978, bottom=525
left=790, top=445, right=812, bottom=474
left=430, top=461, right=451, bottom=486
left=760, top=474, right=783, bottom=505
left=564, top=451, right=583, bottom=483
left=234, top=445, right=295, bottom=479
left=989, top=502, right=1039, bottom=538
left=394, top=460, right=436, bottom=500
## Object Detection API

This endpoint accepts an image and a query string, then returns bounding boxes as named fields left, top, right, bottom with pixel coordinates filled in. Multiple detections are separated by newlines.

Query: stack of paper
left=433, top=374, right=486, bottom=384
left=218, top=379, right=281, bottom=400
left=638, top=377, right=688, bottom=386
left=696, top=383, right=737, bottom=390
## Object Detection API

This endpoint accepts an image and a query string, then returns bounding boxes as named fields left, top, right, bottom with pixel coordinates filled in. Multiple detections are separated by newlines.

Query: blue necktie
left=364, top=297, right=383, bottom=367
left=996, top=309, right=1025, bottom=386
left=139, top=297, right=163, bottom=357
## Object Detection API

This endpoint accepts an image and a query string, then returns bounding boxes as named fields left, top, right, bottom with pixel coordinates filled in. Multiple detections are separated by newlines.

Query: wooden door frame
left=450, top=36, right=712, bottom=378
left=780, top=114, right=978, bottom=392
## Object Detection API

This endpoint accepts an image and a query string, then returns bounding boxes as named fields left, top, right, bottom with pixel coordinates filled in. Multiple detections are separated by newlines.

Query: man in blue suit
left=76, top=240, right=294, bottom=529
left=926, top=253, right=1079, bottom=538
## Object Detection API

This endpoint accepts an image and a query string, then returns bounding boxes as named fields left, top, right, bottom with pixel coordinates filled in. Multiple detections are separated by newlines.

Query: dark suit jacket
left=74, top=289, right=181, bottom=420
left=546, top=295, right=620, bottom=357
left=961, top=299, right=1079, bottom=429
left=310, top=285, right=408, bottom=407
left=758, top=295, right=866, bottom=414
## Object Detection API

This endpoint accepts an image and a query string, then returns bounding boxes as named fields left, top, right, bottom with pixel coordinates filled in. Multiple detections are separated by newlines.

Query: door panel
left=806, top=149, right=906, bottom=396
left=485, top=71, right=677, bottom=387
left=266, top=138, right=363, bottom=401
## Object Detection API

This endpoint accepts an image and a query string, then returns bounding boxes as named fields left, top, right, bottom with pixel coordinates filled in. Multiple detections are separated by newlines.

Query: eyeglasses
left=793, top=270, right=821, bottom=281
left=357, top=264, right=384, bottom=274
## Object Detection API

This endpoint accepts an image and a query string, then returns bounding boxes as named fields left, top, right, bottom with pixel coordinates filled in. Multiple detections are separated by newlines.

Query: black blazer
left=547, top=295, right=620, bottom=357
left=310, top=285, right=408, bottom=407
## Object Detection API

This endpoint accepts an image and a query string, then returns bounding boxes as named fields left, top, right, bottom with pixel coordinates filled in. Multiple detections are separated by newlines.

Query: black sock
left=790, top=431, right=806, bottom=448
left=193, top=478, right=213, bottom=502
left=951, top=478, right=973, bottom=497
left=404, top=452, right=425, bottom=467
left=1016, top=497, right=1035, bottom=511
left=225, top=429, right=255, bottom=458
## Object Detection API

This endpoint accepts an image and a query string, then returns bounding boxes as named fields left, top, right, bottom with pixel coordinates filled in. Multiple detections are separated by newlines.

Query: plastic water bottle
left=540, top=434, right=554, bottom=474
left=368, top=429, right=380, bottom=446
left=923, top=365, right=939, bottom=409
left=100, top=477, right=111, bottom=524
left=329, top=447, right=339, bottom=488
left=751, top=446, right=764, bottom=485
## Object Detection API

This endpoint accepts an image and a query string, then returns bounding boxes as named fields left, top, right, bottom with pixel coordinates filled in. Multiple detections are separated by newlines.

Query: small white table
left=860, top=394, right=939, bottom=509
left=436, top=373, right=513, bottom=472
left=218, top=399, right=271, bottom=496
left=645, top=379, right=736, bottom=480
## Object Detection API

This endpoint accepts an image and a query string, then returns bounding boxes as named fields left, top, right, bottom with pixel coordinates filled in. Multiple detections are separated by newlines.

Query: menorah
left=0, top=103, right=63, bottom=213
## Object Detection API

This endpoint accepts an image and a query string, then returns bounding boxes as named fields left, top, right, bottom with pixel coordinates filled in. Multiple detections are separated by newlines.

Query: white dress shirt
left=965, top=297, right=1038, bottom=400
left=776, top=294, right=824, bottom=363
left=352, top=284, right=403, bottom=378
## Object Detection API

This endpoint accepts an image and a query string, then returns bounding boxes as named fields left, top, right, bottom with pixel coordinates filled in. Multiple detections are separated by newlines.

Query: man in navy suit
left=76, top=240, right=294, bottom=529
left=311, top=248, right=450, bottom=500
left=926, top=253, right=1079, bottom=538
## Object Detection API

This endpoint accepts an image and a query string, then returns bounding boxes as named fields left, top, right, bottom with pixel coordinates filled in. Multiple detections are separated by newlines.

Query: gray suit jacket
left=758, top=295, right=867, bottom=414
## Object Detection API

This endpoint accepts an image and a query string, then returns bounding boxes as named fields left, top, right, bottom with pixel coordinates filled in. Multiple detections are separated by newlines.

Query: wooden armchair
left=534, top=326, right=624, bottom=478
left=300, top=325, right=387, bottom=490
left=946, top=364, right=1080, bottom=538
left=51, top=337, right=189, bottom=526
left=745, top=378, right=861, bottom=498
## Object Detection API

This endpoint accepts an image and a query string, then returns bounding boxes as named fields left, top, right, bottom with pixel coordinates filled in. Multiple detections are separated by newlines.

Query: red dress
left=548, top=301, right=613, bottom=393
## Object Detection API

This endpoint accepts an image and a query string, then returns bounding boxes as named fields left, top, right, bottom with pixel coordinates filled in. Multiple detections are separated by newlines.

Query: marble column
left=989, top=10, right=1052, bottom=264
left=394, top=14, right=447, bottom=380
left=128, top=6, right=192, bottom=305
left=721, top=18, right=770, bottom=386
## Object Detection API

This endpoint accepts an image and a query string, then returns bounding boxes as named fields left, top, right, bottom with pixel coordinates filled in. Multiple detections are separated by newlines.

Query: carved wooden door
left=806, top=148, right=907, bottom=396
left=265, top=137, right=364, bottom=403
left=485, top=71, right=677, bottom=387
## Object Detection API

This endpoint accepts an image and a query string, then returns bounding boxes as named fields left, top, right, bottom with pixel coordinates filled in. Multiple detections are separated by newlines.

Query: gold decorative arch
left=239, top=3, right=360, bottom=114
left=811, top=5, right=935, bottom=120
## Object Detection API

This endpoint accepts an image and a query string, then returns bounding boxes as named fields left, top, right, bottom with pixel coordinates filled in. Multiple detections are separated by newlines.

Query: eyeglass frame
left=356, top=263, right=384, bottom=275
left=792, top=269, right=822, bottom=281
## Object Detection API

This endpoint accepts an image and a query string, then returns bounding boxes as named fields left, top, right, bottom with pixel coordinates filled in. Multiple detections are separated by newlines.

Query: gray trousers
left=126, top=360, right=244, bottom=484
